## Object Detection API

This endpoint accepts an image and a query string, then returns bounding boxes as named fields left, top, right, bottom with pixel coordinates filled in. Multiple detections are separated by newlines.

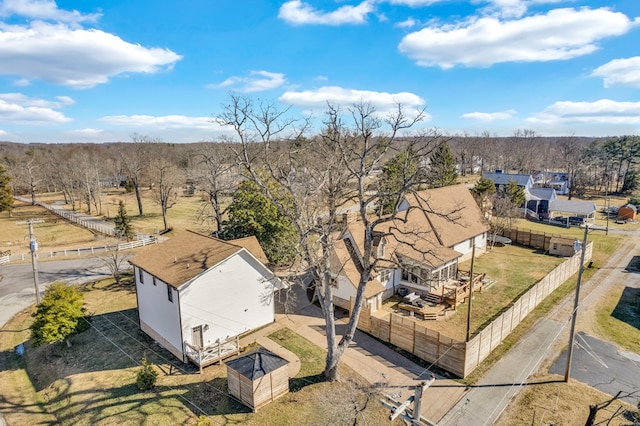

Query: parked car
left=568, top=216, right=585, bottom=226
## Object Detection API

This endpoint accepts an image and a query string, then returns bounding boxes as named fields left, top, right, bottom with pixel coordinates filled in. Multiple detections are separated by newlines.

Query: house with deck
left=129, top=230, right=280, bottom=369
left=328, top=184, right=490, bottom=313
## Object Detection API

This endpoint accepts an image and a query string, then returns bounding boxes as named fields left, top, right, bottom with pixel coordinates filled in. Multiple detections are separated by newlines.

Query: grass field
left=496, top=372, right=638, bottom=426
left=0, top=276, right=398, bottom=425
left=1, top=200, right=98, bottom=255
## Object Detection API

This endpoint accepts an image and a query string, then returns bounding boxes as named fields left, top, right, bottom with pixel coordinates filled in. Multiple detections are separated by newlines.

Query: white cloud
left=0, top=92, right=74, bottom=109
left=481, top=0, right=528, bottom=18
left=527, top=99, right=640, bottom=126
left=66, top=128, right=104, bottom=137
left=100, top=114, right=227, bottom=130
left=0, top=21, right=182, bottom=89
left=278, top=0, right=374, bottom=25
left=396, top=17, right=418, bottom=28
left=591, top=56, right=640, bottom=88
left=0, top=98, right=72, bottom=125
left=386, top=0, right=443, bottom=6
left=210, top=70, right=286, bottom=93
left=398, top=8, right=636, bottom=69
left=13, top=78, right=30, bottom=86
left=279, top=86, right=430, bottom=120
left=0, top=0, right=101, bottom=25
left=0, top=129, right=8, bottom=136
left=462, top=109, right=516, bottom=121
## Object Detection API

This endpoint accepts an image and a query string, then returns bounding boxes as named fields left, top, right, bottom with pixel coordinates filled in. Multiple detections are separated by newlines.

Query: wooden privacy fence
left=500, top=227, right=578, bottom=251
left=353, top=241, right=593, bottom=378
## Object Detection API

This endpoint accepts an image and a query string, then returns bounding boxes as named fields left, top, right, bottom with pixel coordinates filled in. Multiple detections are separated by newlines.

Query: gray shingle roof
left=226, top=347, right=289, bottom=380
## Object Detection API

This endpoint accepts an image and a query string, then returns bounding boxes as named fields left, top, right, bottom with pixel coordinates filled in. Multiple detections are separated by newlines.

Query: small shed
left=226, top=348, right=289, bottom=412
left=618, top=204, right=637, bottom=221
left=549, top=236, right=579, bottom=257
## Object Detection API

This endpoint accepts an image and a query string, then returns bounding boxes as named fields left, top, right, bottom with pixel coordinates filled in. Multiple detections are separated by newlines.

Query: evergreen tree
left=622, top=169, right=640, bottom=194
left=427, top=142, right=458, bottom=188
left=220, top=180, right=297, bottom=265
left=471, top=177, right=496, bottom=214
left=30, top=282, right=89, bottom=347
left=0, top=165, right=14, bottom=215
left=378, top=149, right=419, bottom=215
left=500, top=179, right=526, bottom=207
left=114, top=200, right=134, bottom=241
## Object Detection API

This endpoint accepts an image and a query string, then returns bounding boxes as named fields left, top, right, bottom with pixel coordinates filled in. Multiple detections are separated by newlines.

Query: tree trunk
left=134, top=182, right=144, bottom=216
left=162, top=206, right=169, bottom=231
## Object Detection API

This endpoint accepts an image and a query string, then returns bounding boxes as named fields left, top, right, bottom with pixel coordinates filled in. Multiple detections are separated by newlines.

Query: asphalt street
left=550, top=331, right=640, bottom=402
left=0, top=258, right=113, bottom=326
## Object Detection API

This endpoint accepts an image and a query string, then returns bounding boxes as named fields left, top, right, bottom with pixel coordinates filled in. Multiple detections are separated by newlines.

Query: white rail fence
left=15, top=197, right=117, bottom=237
left=3, top=197, right=159, bottom=265
left=1, top=237, right=158, bottom=264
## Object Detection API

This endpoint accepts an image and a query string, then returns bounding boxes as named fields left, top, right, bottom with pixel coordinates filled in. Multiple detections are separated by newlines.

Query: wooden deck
left=184, top=335, right=240, bottom=373
left=441, top=272, right=486, bottom=310
left=397, top=303, right=445, bottom=320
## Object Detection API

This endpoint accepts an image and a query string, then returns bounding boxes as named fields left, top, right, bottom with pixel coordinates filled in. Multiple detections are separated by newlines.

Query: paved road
left=550, top=332, right=640, bottom=401
left=440, top=228, right=640, bottom=425
left=0, top=258, right=113, bottom=326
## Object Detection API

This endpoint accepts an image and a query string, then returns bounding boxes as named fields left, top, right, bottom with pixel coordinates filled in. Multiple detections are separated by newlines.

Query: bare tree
left=4, top=148, right=40, bottom=205
left=584, top=390, right=639, bottom=426
left=100, top=243, right=130, bottom=284
left=216, top=94, right=441, bottom=381
left=557, top=135, right=587, bottom=200
left=120, top=134, right=153, bottom=216
left=149, top=147, right=183, bottom=231
left=191, top=142, right=237, bottom=233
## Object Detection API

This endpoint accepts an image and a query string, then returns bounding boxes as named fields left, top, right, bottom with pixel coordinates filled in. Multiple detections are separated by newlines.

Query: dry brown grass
left=496, top=373, right=638, bottom=426
left=0, top=277, right=398, bottom=426
left=1, top=200, right=98, bottom=255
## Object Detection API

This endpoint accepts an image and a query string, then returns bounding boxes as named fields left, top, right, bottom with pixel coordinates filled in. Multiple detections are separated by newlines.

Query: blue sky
left=0, top=0, right=639, bottom=143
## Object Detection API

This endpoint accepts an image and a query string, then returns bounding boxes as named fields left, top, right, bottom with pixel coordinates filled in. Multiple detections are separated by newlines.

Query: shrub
left=136, top=356, right=158, bottom=391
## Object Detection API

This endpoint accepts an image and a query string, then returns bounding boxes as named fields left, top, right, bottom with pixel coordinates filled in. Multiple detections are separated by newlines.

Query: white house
left=129, top=230, right=280, bottom=367
left=329, top=184, right=490, bottom=312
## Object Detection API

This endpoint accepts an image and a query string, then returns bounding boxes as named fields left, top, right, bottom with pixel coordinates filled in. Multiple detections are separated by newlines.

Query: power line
left=82, top=316, right=209, bottom=417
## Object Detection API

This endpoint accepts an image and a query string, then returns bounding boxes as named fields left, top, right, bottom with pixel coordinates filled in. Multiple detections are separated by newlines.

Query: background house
left=526, top=187, right=557, bottom=219
left=129, top=231, right=280, bottom=366
left=483, top=171, right=534, bottom=192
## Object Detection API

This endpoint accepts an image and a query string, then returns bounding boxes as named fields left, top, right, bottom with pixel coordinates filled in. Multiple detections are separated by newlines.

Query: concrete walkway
left=253, top=284, right=467, bottom=423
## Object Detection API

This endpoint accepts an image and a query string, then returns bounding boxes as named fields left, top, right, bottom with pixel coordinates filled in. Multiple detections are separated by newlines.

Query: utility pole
left=382, top=375, right=436, bottom=425
left=17, top=219, right=43, bottom=304
left=466, top=237, right=476, bottom=342
left=564, top=224, right=589, bottom=382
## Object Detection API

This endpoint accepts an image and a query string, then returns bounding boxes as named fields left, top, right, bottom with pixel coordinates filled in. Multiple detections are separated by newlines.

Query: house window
left=152, top=276, right=157, bottom=286
left=377, top=238, right=387, bottom=258
left=380, top=269, right=391, bottom=282
left=167, top=284, right=173, bottom=302
left=138, top=268, right=144, bottom=284
left=401, top=267, right=422, bottom=285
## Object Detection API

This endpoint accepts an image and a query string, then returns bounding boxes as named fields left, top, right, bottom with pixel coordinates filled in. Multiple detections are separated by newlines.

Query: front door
left=191, top=326, right=203, bottom=348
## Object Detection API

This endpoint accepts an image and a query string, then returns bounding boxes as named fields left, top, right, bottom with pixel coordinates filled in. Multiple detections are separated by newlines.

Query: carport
left=548, top=199, right=597, bottom=223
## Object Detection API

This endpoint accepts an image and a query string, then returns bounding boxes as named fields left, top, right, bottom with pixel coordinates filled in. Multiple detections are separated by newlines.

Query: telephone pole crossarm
left=382, top=374, right=437, bottom=425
